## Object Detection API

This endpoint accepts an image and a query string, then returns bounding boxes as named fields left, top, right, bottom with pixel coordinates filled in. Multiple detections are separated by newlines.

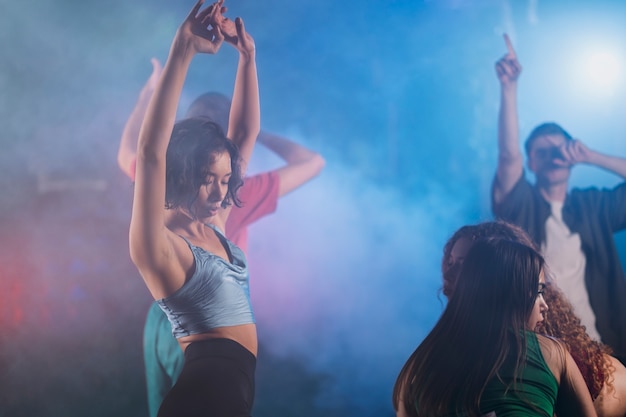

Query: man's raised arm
left=493, top=34, right=524, bottom=204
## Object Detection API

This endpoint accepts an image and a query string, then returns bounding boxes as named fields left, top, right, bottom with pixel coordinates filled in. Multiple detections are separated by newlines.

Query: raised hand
left=210, top=1, right=255, bottom=56
left=174, top=0, right=224, bottom=56
left=210, top=1, right=236, bottom=41
left=495, top=33, right=522, bottom=86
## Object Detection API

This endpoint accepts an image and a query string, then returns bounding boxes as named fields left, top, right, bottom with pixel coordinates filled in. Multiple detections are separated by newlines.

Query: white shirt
left=541, top=200, right=601, bottom=341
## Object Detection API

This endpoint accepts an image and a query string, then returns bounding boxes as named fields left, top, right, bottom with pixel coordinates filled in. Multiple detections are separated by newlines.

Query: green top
left=414, top=331, right=558, bottom=417
left=478, top=331, right=557, bottom=417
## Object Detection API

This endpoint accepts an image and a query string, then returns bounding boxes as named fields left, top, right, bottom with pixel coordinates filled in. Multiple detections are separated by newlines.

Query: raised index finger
left=503, top=33, right=517, bottom=58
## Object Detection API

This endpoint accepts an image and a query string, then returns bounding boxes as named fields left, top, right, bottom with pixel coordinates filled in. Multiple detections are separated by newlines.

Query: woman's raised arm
left=129, top=0, right=224, bottom=294
left=213, top=3, right=260, bottom=176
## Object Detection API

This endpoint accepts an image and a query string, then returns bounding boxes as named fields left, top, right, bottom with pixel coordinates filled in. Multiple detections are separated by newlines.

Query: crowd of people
left=117, top=1, right=626, bottom=415
left=392, top=34, right=626, bottom=417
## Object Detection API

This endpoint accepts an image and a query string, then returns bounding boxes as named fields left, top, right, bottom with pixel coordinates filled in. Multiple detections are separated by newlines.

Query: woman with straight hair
left=438, top=221, right=626, bottom=417
left=393, top=238, right=597, bottom=417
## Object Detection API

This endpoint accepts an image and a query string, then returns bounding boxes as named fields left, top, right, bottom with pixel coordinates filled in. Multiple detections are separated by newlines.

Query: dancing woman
left=128, top=1, right=259, bottom=415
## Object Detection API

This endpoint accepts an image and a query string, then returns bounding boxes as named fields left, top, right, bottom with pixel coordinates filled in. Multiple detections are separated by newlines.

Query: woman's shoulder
left=534, top=332, right=565, bottom=349
left=536, top=333, right=567, bottom=354
left=535, top=333, right=568, bottom=382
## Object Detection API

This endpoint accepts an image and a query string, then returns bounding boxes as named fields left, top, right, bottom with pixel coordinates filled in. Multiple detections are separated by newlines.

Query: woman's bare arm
left=129, top=0, right=224, bottom=297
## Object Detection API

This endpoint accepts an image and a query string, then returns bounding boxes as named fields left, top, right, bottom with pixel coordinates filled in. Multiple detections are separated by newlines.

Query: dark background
left=2, top=0, right=626, bottom=416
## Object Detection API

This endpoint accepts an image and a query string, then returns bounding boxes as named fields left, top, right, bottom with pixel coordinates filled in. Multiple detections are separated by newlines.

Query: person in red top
left=118, top=58, right=324, bottom=417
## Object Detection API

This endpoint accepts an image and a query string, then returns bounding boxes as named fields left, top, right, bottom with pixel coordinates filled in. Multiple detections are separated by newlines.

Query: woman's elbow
left=310, top=154, right=326, bottom=176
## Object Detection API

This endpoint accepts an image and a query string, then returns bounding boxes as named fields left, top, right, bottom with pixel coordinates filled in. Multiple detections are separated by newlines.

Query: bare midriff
left=177, top=323, right=257, bottom=356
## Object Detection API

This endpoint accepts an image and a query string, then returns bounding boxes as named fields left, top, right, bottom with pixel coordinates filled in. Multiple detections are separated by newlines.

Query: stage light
left=575, top=45, right=623, bottom=97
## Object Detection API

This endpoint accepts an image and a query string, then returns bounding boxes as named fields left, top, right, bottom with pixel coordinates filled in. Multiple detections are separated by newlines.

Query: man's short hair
left=524, top=122, right=573, bottom=155
left=185, top=92, right=232, bottom=134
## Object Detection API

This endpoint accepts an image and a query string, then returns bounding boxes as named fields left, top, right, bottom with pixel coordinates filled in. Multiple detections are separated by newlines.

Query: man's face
left=527, top=134, right=571, bottom=186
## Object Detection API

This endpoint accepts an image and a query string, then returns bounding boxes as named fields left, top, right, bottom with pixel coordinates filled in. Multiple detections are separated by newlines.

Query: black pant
left=157, top=338, right=256, bottom=417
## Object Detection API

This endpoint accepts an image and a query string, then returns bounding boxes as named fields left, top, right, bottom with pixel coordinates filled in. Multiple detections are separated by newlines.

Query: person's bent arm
left=493, top=34, right=524, bottom=205
left=557, top=138, right=626, bottom=180
left=117, top=58, right=162, bottom=180
left=589, top=152, right=626, bottom=179
left=229, top=33, right=259, bottom=175
left=214, top=5, right=259, bottom=176
left=257, top=132, right=325, bottom=196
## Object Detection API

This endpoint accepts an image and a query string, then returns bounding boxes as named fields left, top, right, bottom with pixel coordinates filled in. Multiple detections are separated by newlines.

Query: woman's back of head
left=442, top=221, right=537, bottom=297
left=441, top=220, right=612, bottom=401
left=452, top=239, right=542, bottom=328
left=396, top=238, right=545, bottom=417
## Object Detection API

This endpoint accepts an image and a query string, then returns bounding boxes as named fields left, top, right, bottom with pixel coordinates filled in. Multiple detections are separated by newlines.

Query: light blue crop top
left=156, top=224, right=255, bottom=338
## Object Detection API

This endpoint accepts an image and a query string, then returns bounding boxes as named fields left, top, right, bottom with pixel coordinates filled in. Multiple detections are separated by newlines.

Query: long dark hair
left=394, top=239, right=544, bottom=417
left=439, top=221, right=613, bottom=400
left=441, top=221, right=538, bottom=298
left=165, top=117, right=243, bottom=213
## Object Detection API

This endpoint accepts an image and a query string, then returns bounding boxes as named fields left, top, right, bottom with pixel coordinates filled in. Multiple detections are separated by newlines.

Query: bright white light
left=580, top=48, right=622, bottom=95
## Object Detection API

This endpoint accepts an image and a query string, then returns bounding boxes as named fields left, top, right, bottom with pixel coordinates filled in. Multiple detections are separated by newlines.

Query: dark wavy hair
left=439, top=220, right=613, bottom=401
left=165, top=117, right=243, bottom=213
left=394, top=239, right=544, bottom=417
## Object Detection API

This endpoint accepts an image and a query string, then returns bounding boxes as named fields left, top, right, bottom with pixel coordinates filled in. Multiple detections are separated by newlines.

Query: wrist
left=501, top=83, right=518, bottom=95
left=238, top=47, right=256, bottom=61
left=169, top=36, right=195, bottom=65
left=585, top=150, right=603, bottom=166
